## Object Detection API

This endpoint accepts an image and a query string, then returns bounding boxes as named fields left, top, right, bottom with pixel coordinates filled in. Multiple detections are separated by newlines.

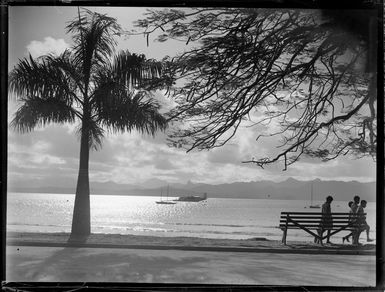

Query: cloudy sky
left=7, top=6, right=376, bottom=189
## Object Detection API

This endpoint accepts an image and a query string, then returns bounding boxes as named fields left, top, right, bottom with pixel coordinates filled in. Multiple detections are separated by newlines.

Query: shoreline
left=6, top=231, right=376, bottom=255
left=8, top=191, right=377, bottom=202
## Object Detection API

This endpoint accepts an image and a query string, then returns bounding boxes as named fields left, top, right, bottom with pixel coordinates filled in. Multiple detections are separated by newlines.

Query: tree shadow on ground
left=24, top=247, right=214, bottom=282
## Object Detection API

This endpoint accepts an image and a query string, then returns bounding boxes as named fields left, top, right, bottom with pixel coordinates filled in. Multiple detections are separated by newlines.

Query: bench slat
left=279, top=225, right=355, bottom=228
left=279, top=216, right=359, bottom=219
left=279, top=219, right=351, bottom=224
left=280, top=214, right=365, bottom=218
left=280, top=212, right=365, bottom=215
left=279, top=224, right=360, bottom=228
left=279, top=218, right=364, bottom=220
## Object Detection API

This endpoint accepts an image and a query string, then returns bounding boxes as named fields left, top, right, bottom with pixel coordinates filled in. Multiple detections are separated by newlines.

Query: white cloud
left=30, top=154, right=66, bottom=165
left=26, top=37, right=69, bottom=58
left=8, top=140, right=66, bottom=167
left=8, top=111, right=377, bottom=185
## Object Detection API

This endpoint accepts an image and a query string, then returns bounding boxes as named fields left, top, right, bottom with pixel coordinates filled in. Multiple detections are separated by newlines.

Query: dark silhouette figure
left=317, top=195, right=334, bottom=244
left=342, top=201, right=354, bottom=243
left=351, top=195, right=360, bottom=213
left=353, top=200, right=373, bottom=244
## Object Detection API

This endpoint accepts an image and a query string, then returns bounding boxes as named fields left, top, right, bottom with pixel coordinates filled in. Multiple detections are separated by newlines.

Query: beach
left=6, top=231, right=376, bottom=254
left=6, top=232, right=376, bottom=285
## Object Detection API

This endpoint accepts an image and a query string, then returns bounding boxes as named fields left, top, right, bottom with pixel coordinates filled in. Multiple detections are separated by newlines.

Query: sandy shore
left=6, top=231, right=375, bottom=255
left=6, top=232, right=376, bottom=284
left=5, top=232, right=376, bottom=284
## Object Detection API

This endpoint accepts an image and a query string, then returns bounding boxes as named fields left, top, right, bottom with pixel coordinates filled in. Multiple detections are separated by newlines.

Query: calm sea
left=7, top=193, right=376, bottom=242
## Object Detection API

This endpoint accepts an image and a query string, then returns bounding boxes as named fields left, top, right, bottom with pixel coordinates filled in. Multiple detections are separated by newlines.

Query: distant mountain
left=139, top=178, right=169, bottom=189
left=8, top=177, right=376, bottom=202
left=177, top=178, right=376, bottom=202
left=7, top=179, right=138, bottom=195
left=90, top=181, right=139, bottom=194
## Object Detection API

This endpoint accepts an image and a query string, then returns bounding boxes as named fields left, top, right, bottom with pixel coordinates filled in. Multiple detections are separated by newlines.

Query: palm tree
left=8, top=9, right=167, bottom=239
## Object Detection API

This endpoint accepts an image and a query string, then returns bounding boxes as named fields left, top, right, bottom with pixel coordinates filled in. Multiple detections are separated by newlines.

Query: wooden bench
left=279, top=212, right=366, bottom=245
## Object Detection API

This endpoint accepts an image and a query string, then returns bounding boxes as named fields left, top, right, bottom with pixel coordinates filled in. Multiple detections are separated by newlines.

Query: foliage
left=9, top=9, right=168, bottom=236
left=9, top=9, right=167, bottom=149
left=135, top=8, right=377, bottom=170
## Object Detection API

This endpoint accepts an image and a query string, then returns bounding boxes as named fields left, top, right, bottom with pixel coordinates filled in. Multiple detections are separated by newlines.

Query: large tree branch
left=243, top=90, right=372, bottom=170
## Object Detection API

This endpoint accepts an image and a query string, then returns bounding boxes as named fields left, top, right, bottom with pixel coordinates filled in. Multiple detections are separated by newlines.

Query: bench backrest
left=279, top=212, right=366, bottom=230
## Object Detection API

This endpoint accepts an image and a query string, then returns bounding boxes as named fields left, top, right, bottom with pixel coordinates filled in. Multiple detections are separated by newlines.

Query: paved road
left=6, top=245, right=375, bottom=286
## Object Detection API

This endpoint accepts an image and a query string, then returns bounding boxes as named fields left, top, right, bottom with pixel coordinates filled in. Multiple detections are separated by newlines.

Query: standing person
left=354, top=200, right=373, bottom=244
left=318, top=195, right=334, bottom=244
left=348, top=195, right=361, bottom=244
left=342, top=201, right=354, bottom=243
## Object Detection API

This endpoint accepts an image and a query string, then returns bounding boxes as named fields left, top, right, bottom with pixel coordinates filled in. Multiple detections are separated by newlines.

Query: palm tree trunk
left=69, top=125, right=91, bottom=240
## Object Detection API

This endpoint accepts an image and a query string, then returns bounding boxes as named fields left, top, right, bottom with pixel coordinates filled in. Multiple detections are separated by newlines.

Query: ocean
left=7, top=192, right=377, bottom=242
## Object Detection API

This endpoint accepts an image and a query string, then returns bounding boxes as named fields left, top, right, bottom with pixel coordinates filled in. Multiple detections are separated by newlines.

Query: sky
left=7, top=6, right=377, bottom=189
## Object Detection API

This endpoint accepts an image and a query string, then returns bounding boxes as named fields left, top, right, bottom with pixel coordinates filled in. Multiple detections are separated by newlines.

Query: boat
left=156, top=185, right=176, bottom=205
left=308, top=183, right=320, bottom=209
left=174, top=192, right=207, bottom=202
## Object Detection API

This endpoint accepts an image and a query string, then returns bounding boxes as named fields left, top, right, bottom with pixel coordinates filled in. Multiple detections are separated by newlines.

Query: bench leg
left=352, top=230, right=361, bottom=245
left=282, top=228, right=287, bottom=245
left=318, top=228, right=323, bottom=246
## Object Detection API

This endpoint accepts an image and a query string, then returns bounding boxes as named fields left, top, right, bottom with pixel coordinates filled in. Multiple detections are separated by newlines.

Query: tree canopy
left=135, top=8, right=377, bottom=170
left=10, top=10, right=167, bottom=148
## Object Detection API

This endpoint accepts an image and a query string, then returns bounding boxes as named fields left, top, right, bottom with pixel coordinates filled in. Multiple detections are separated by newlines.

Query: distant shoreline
left=6, top=191, right=377, bottom=202
left=7, top=177, right=376, bottom=201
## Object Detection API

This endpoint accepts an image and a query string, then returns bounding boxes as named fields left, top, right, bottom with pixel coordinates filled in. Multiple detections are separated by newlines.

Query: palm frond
left=90, top=51, right=167, bottom=136
left=94, top=89, right=167, bottom=136
left=9, top=53, right=80, bottom=105
left=111, top=51, right=162, bottom=90
left=45, top=50, right=85, bottom=96
left=66, top=9, right=121, bottom=80
left=11, top=96, right=77, bottom=133
left=9, top=52, right=82, bottom=133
